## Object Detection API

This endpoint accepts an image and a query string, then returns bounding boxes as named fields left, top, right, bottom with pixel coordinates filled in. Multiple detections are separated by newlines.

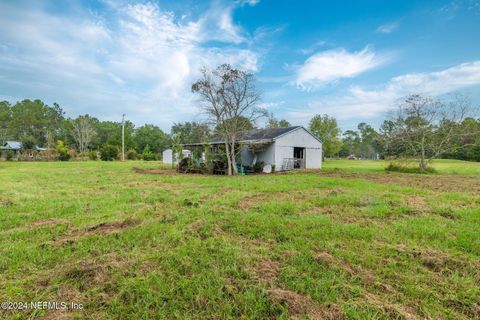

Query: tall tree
left=266, top=115, right=291, bottom=128
left=339, top=130, right=361, bottom=157
left=171, top=121, right=210, bottom=144
left=71, top=115, right=97, bottom=153
left=9, top=99, right=64, bottom=146
left=135, top=124, right=171, bottom=154
left=191, top=64, right=266, bottom=175
left=308, top=114, right=342, bottom=158
left=381, top=93, right=474, bottom=171
left=0, top=101, right=11, bottom=144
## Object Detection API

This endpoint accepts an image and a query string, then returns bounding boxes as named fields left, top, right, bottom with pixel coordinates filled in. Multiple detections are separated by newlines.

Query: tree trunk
left=419, top=139, right=426, bottom=172
left=230, top=140, right=238, bottom=175
left=225, top=142, right=232, bottom=176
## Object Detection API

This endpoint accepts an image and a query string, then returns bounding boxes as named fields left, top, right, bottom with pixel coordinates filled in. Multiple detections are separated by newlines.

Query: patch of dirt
left=35, top=254, right=132, bottom=320
left=55, top=218, right=140, bottom=245
left=254, top=259, right=279, bottom=284
left=363, top=292, right=419, bottom=320
left=0, top=197, right=14, bottom=207
left=132, top=167, right=178, bottom=175
left=268, top=288, right=343, bottom=320
left=238, top=190, right=322, bottom=210
left=322, top=171, right=480, bottom=195
left=380, top=243, right=480, bottom=281
left=405, top=196, right=427, bottom=211
left=313, top=252, right=335, bottom=264
left=30, top=218, right=71, bottom=227
left=252, top=257, right=343, bottom=319
left=238, top=194, right=269, bottom=210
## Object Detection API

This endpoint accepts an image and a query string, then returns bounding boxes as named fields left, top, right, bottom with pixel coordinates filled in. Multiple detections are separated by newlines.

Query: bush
left=100, top=145, right=118, bottom=161
left=142, top=145, right=155, bottom=161
left=253, top=161, right=265, bottom=173
left=88, top=151, right=98, bottom=160
left=385, top=163, right=436, bottom=174
left=67, top=149, right=77, bottom=159
left=126, top=149, right=138, bottom=160
left=5, top=150, right=13, bottom=161
left=56, top=140, right=70, bottom=161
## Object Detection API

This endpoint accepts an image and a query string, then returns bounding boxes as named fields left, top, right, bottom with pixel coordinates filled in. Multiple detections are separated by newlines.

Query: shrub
left=253, top=161, right=265, bottom=173
left=5, top=150, right=13, bottom=161
left=88, top=151, right=98, bottom=160
left=385, top=163, right=436, bottom=174
left=68, top=149, right=77, bottom=159
left=100, top=145, right=118, bottom=161
left=126, top=149, right=138, bottom=160
left=38, top=149, right=58, bottom=161
left=142, top=145, right=155, bottom=161
left=56, top=140, right=70, bottom=161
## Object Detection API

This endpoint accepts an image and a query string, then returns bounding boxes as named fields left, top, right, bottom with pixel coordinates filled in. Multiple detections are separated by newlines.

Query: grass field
left=0, top=160, right=479, bottom=319
left=323, top=159, right=480, bottom=175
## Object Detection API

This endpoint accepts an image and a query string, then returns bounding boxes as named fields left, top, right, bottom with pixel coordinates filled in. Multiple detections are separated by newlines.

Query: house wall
left=256, top=143, right=275, bottom=167
left=273, top=128, right=322, bottom=170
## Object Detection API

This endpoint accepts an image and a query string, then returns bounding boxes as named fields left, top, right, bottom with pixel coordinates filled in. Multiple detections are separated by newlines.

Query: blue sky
left=0, top=0, right=479, bottom=132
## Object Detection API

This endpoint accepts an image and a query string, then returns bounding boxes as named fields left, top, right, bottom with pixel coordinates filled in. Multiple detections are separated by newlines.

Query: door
left=293, top=147, right=305, bottom=168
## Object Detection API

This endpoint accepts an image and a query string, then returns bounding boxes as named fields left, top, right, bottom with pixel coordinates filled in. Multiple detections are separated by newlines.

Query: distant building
left=0, top=140, right=47, bottom=159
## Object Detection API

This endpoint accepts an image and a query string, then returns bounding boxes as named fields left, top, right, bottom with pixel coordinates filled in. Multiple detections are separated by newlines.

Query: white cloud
left=294, top=46, right=390, bottom=89
left=287, top=61, right=480, bottom=122
left=0, top=1, right=261, bottom=129
left=376, top=22, right=398, bottom=34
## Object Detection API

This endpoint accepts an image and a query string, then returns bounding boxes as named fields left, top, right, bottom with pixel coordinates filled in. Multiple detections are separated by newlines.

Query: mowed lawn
left=0, top=160, right=479, bottom=319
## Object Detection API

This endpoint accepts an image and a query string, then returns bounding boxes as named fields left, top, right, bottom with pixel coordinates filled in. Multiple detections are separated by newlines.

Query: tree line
left=309, top=94, right=480, bottom=171
left=1, top=64, right=478, bottom=172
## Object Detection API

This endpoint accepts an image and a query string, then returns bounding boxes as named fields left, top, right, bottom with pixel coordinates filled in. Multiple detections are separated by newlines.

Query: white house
left=182, top=126, right=322, bottom=171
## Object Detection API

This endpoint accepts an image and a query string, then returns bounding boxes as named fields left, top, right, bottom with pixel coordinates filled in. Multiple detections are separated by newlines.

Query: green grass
left=323, top=159, right=480, bottom=175
left=0, top=161, right=479, bottom=319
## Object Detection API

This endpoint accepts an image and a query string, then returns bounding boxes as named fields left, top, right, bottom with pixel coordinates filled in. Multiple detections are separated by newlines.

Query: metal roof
left=209, top=126, right=302, bottom=144
left=4, top=141, right=22, bottom=149
left=2, top=141, right=47, bottom=151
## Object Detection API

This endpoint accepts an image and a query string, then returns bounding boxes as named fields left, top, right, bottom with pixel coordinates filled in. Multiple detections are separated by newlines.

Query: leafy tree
left=171, top=122, right=210, bottom=144
left=192, top=64, right=266, bottom=175
left=55, top=140, right=70, bottom=161
left=93, top=120, right=134, bottom=150
left=21, top=136, right=36, bottom=150
left=71, top=115, right=96, bottom=153
left=9, top=99, right=65, bottom=146
left=339, top=130, right=361, bottom=157
left=308, top=114, right=342, bottom=158
left=134, top=124, right=170, bottom=154
left=0, top=101, right=11, bottom=145
left=142, top=145, right=155, bottom=161
left=381, top=94, right=474, bottom=172
left=266, top=115, right=291, bottom=128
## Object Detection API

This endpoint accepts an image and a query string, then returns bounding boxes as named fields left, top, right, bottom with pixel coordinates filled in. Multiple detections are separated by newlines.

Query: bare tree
left=381, top=93, right=474, bottom=171
left=71, top=115, right=96, bottom=153
left=192, top=64, right=266, bottom=175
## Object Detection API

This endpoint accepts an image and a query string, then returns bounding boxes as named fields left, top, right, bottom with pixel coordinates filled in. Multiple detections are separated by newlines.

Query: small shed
left=162, top=149, right=192, bottom=164
left=182, top=126, right=322, bottom=171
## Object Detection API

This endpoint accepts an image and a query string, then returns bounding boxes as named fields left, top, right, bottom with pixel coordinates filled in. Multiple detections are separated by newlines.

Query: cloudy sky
left=1, top=0, right=479, bottom=131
